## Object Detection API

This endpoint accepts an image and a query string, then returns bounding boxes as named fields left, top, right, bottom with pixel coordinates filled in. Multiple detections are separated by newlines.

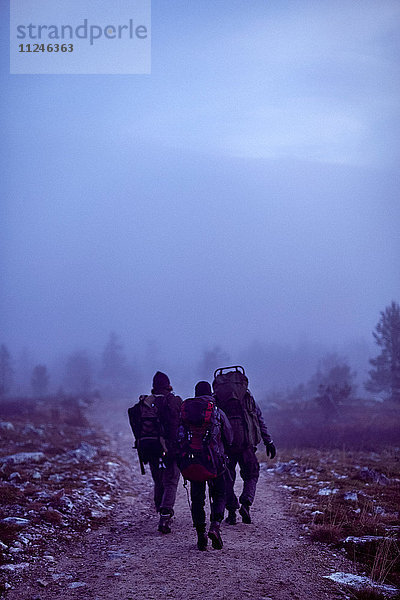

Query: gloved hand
left=265, top=441, right=276, bottom=459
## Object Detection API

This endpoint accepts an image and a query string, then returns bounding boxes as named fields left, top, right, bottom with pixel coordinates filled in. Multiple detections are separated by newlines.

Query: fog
left=1, top=1, right=399, bottom=399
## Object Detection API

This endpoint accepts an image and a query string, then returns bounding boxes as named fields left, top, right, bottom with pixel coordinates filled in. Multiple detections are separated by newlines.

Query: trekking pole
left=208, top=483, right=213, bottom=514
left=135, top=450, right=145, bottom=475
left=183, top=479, right=191, bottom=510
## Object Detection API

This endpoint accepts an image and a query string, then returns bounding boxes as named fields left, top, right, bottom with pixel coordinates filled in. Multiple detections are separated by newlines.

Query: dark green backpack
left=212, top=366, right=261, bottom=452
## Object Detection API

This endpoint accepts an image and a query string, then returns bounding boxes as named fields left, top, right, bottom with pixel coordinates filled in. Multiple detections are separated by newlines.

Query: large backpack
left=177, top=397, right=223, bottom=482
left=212, top=366, right=261, bottom=452
left=128, top=395, right=167, bottom=465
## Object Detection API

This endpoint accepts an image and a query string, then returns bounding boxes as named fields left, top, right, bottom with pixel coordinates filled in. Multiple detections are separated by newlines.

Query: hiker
left=212, top=366, right=276, bottom=525
left=128, top=371, right=182, bottom=534
left=177, top=381, right=233, bottom=550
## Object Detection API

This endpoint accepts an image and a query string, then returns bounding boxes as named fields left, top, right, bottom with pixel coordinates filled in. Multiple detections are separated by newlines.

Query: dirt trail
left=8, top=400, right=352, bottom=600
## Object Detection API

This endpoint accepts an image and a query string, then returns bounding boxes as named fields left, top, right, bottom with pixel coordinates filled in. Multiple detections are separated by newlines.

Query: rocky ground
left=1, top=396, right=396, bottom=600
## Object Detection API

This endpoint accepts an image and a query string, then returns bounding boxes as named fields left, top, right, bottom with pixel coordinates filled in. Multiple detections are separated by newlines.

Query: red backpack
left=177, top=397, right=220, bottom=482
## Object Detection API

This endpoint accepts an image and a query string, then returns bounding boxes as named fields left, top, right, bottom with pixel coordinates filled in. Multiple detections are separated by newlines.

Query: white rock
left=318, top=487, right=339, bottom=496
left=0, top=563, right=29, bottom=571
left=0, top=422, right=15, bottom=431
left=1, top=517, right=30, bottom=527
left=68, top=581, right=87, bottom=589
left=324, top=572, right=398, bottom=596
left=344, top=535, right=387, bottom=544
left=0, top=452, right=45, bottom=465
left=344, top=492, right=358, bottom=501
left=66, top=443, right=97, bottom=462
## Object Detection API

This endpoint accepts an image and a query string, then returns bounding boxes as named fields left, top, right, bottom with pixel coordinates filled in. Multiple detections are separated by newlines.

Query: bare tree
left=366, top=301, right=400, bottom=403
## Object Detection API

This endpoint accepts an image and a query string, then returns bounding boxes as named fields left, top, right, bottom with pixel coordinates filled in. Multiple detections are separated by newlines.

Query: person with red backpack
left=212, top=366, right=276, bottom=526
left=128, top=371, right=182, bottom=534
left=177, top=381, right=232, bottom=550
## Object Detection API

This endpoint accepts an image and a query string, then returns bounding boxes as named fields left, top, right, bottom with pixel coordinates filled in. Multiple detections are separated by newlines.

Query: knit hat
left=195, top=381, right=212, bottom=397
left=152, top=371, right=171, bottom=391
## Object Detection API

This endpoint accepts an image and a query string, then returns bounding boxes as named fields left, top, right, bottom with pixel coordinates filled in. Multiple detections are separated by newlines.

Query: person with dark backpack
left=212, top=366, right=276, bottom=526
left=128, top=371, right=182, bottom=534
left=177, top=381, right=233, bottom=550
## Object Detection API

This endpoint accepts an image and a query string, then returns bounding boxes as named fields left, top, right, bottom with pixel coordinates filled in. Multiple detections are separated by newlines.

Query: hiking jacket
left=254, top=400, right=272, bottom=445
left=195, top=394, right=233, bottom=454
left=153, top=391, right=182, bottom=458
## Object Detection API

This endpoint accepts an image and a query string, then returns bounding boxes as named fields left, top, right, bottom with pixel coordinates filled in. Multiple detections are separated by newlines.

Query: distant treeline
left=1, top=301, right=399, bottom=409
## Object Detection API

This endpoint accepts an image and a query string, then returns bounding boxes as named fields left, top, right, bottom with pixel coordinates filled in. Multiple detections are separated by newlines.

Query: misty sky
left=1, top=0, right=399, bottom=378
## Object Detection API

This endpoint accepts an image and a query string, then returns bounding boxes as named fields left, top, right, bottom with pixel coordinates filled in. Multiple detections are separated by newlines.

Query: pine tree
left=366, top=301, right=400, bottom=403
left=0, top=344, right=13, bottom=397
left=31, top=364, right=49, bottom=397
left=198, top=346, right=230, bottom=380
left=100, top=333, right=131, bottom=394
left=64, top=351, right=92, bottom=396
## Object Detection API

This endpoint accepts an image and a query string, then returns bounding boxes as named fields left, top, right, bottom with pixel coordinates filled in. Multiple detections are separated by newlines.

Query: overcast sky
left=1, top=0, right=399, bottom=380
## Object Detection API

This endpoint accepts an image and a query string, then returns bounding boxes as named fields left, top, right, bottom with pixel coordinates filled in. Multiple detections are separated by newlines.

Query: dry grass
left=263, top=402, right=400, bottom=451
left=265, top=445, right=400, bottom=589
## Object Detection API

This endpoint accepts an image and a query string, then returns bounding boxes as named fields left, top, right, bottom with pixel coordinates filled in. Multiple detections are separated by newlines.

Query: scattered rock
left=357, top=467, right=391, bottom=485
left=0, top=452, right=46, bottom=465
left=0, top=421, right=15, bottom=431
left=318, top=487, right=339, bottom=496
left=68, top=581, right=87, bottom=589
left=65, top=442, right=97, bottom=462
left=275, top=461, right=300, bottom=475
left=324, top=571, right=398, bottom=596
left=1, top=517, right=30, bottom=527
left=343, top=492, right=358, bottom=501
left=0, top=563, right=29, bottom=571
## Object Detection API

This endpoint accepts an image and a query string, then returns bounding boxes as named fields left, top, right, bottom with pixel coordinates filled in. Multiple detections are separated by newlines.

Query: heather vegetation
left=0, top=395, right=121, bottom=595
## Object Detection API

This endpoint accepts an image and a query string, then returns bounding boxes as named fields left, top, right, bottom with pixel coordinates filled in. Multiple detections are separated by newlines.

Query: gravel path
left=7, top=400, right=353, bottom=600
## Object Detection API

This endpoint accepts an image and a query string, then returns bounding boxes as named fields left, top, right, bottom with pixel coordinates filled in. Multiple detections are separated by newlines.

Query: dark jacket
left=195, top=394, right=233, bottom=453
left=255, top=400, right=272, bottom=445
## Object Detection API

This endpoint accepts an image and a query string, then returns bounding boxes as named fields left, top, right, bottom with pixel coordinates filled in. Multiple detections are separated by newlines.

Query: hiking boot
left=196, top=526, right=208, bottom=551
left=225, top=510, right=237, bottom=525
left=208, top=521, right=223, bottom=550
left=239, top=503, right=251, bottom=524
left=158, top=513, right=172, bottom=534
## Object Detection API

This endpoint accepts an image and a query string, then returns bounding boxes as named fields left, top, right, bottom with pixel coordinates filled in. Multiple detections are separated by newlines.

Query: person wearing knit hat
left=152, top=371, right=172, bottom=393
left=128, top=371, right=182, bottom=534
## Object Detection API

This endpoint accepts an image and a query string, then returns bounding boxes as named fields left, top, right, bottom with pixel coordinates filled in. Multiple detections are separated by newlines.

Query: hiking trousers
left=149, top=457, right=180, bottom=515
left=225, top=447, right=260, bottom=510
left=190, top=473, right=226, bottom=528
